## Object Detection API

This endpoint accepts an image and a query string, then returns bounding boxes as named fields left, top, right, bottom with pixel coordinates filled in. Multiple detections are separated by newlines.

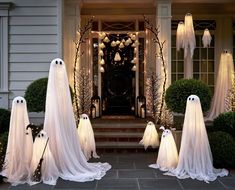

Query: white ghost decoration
left=149, top=126, right=178, bottom=171
left=165, top=95, right=228, bottom=182
left=176, top=21, right=185, bottom=51
left=43, top=58, right=111, bottom=182
left=139, top=121, right=159, bottom=149
left=77, top=114, right=99, bottom=160
left=29, top=130, right=59, bottom=186
left=202, top=28, right=212, bottom=48
left=1, top=96, right=33, bottom=186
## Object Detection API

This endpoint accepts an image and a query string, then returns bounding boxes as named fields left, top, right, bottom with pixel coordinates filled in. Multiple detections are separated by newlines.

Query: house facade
left=0, top=0, right=235, bottom=121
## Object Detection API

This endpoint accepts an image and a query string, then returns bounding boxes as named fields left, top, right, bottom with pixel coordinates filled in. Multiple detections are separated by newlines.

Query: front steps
left=92, top=116, right=154, bottom=152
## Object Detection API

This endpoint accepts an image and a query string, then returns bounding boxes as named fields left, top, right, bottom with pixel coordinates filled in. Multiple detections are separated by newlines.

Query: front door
left=102, top=34, right=135, bottom=115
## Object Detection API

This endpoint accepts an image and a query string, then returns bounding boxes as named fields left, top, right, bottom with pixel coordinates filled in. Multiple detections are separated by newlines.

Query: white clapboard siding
left=10, top=44, right=57, bottom=53
left=10, top=53, right=58, bottom=62
left=10, top=62, right=50, bottom=72
left=10, top=16, right=57, bottom=26
left=5, top=0, right=60, bottom=121
left=10, top=26, right=57, bottom=35
left=10, top=35, right=57, bottom=44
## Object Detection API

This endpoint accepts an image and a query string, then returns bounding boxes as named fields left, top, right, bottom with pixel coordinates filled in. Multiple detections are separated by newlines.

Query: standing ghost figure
left=149, top=126, right=178, bottom=171
left=166, top=95, right=228, bottom=182
left=29, top=130, right=59, bottom=186
left=44, top=58, right=111, bottom=182
left=139, top=121, right=159, bottom=149
left=1, top=96, right=33, bottom=186
left=77, top=114, right=99, bottom=160
left=206, top=52, right=234, bottom=120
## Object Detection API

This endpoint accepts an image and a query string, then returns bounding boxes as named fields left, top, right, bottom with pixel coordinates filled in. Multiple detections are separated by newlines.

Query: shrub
left=0, top=132, right=8, bottom=170
left=208, top=131, right=235, bottom=168
left=0, top=108, right=10, bottom=134
left=25, top=77, right=74, bottom=112
left=24, top=78, right=48, bottom=112
left=165, top=79, right=212, bottom=113
left=213, top=112, right=235, bottom=139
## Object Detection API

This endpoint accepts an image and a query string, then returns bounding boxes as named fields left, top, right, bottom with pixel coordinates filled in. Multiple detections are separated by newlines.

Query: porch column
left=155, top=0, right=172, bottom=86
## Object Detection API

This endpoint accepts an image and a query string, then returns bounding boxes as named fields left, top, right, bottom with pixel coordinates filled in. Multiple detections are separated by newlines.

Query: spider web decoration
left=76, top=68, right=92, bottom=116
left=225, top=77, right=235, bottom=112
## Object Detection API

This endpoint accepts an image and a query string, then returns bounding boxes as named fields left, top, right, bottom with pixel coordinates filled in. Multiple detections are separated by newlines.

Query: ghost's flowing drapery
left=149, top=128, right=178, bottom=171
left=176, top=22, right=185, bottom=51
left=1, top=97, right=33, bottom=186
left=165, top=95, right=228, bottom=183
left=29, top=130, right=59, bottom=186
left=77, top=114, right=99, bottom=160
left=139, top=122, right=159, bottom=149
left=206, top=52, right=234, bottom=121
left=44, top=58, right=111, bottom=182
left=202, top=29, right=212, bottom=48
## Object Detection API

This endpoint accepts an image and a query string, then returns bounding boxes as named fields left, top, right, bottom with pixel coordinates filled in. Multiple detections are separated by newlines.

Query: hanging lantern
left=119, top=42, right=125, bottom=49
left=111, top=41, right=117, bottom=47
left=131, top=34, right=136, bottom=41
left=116, top=40, right=120, bottom=45
left=132, top=65, right=136, bottom=71
left=103, top=36, right=110, bottom=43
left=99, top=59, right=105, bottom=65
left=114, top=52, right=121, bottom=62
left=99, top=50, right=104, bottom=56
left=202, top=28, right=212, bottom=48
left=99, top=43, right=105, bottom=49
left=100, top=66, right=105, bottom=73
left=176, top=21, right=185, bottom=51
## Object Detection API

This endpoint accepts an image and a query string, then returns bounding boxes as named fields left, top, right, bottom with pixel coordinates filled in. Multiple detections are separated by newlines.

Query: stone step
left=95, top=132, right=143, bottom=138
left=96, top=141, right=144, bottom=149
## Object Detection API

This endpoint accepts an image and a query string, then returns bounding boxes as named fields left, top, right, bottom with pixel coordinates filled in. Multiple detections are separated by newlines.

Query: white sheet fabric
left=206, top=52, right=234, bottom=121
left=77, top=114, right=99, bottom=160
left=165, top=95, right=228, bottom=183
left=29, top=130, right=59, bottom=186
left=149, top=128, right=178, bottom=171
left=1, top=96, right=33, bottom=186
left=139, top=121, right=159, bottom=149
left=202, top=29, right=212, bottom=48
left=176, top=22, right=185, bottom=51
left=44, top=58, right=111, bottom=182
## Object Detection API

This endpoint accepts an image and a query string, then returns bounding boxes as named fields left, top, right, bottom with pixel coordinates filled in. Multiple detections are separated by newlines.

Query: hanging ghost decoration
left=43, top=58, right=111, bottom=182
left=202, top=28, right=212, bottom=48
left=149, top=126, right=178, bottom=171
left=176, top=21, right=185, bottom=51
left=77, top=114, right=99, bottom=160
left=206, top=51, right=234, bottom=120
left=1, top=96, right=33, bottom=186
left=29, top=130, right=59, bottom=186
left=139, top=121, right=159, bottom=149
left=165, top=95, right=228, bottom=182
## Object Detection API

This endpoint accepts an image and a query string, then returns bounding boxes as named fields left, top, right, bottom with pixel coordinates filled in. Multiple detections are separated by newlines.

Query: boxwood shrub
left=165, top=79, right=212, bottom=113
left=213, top=112, right=235, bottom=139
left=208, top=131, right=235, bottom=168
left=0, top=108, right=10, bottom=134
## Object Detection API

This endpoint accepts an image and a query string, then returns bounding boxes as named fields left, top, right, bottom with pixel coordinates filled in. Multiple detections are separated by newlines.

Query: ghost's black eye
left=38, top=134, right=40, bottom=137
left=60, top=61, right=62, bottom=65
left=21, top=100, right=23, bottom=103
left=192, top=98, right=194, bottom=101
left=55, top=61, right=58, bottom=64
left=41, top=133, right=44, bottom=137
left=16, top=100, right=19, bottom=103
left=189, top=98, right=191, bottom=100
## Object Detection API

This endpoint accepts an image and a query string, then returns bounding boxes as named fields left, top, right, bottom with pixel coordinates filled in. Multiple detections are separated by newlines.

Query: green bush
left=25, top=77, right=74, bottom=112
left=0, top=132, right=8, bottom=170
left=0, top=108, right=10, bottom=134
left=208, top=131, right=235, bottom=168
left=24, top=78, right=48, bottom=112
left=213, top=112, right=235, bottom=139
left=165, top=79, right=212, bottom=113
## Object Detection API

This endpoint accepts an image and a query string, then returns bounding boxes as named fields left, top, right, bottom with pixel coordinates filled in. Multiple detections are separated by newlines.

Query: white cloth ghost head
left=202, top=28, right=212, bottom=48
left=206, top=52, right=234, bottom=120
left=139, top=121, right=159, bottom=149
left=1, top=96, right=33, bottom=186
left=44, top=58, right=110, bottom=182
left=149, top=126, right=178, bottom=171
left=29, top=130, right=59, bottom=186
left=165, top=95, right=228, bottom=182
left=77, top=114, right=99, bottom=160
left=176, top=21, right=185, bottom=51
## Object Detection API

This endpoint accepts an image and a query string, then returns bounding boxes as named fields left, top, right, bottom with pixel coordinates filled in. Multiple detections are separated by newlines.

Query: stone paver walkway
left=0, top=152, right=234, bottom=190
